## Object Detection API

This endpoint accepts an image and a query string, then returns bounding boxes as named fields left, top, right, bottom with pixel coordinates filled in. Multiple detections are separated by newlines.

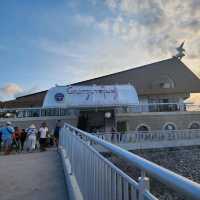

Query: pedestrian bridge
left=1, top=124, right=200, bottom=200
left=94, top=129, right=200, bottom=152
left=60, top=123, right=200, bottom=200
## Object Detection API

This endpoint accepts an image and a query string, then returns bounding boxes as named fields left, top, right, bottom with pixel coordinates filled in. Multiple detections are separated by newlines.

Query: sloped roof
left=2, top=57, right=200, bottom=108
left=73, top=57, right=200, bottom=95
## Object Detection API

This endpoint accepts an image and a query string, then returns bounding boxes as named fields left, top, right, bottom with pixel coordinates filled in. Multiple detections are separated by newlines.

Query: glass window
left=189, top=123, right=200, bottom=129
left=137, top=125, right=149, bottom=132
left=164, top=123, right=176, bottom=130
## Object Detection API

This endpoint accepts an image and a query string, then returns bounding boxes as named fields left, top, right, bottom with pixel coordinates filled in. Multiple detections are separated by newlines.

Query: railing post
left=138, top=171, right=150, bottom=200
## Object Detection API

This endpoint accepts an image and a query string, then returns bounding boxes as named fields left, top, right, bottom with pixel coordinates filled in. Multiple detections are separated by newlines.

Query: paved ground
left=0, top=149, right=68, bottom=200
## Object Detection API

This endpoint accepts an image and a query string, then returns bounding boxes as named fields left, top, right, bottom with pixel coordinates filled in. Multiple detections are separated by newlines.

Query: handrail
left=64, top=123, right=200, bottom=200
left=0, top=102, right=200, bottom=119
left=95, top=129, right=200, bottom=145
left=1, top=102, right=200, bottom=112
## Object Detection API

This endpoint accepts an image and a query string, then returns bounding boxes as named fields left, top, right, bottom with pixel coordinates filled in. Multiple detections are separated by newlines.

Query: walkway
left=0, top=149, right=68, bottom=200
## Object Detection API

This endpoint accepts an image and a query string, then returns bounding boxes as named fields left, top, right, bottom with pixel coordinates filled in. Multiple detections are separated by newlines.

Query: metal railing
left=115, top=103, right=200, bottom=113
left=1, top=103, right=200, bottom=119
left=0, top=107, right=79, bottom=118
left=95, top=129, right=200, bottom=144
left=60, top=123, right=200, bottom=200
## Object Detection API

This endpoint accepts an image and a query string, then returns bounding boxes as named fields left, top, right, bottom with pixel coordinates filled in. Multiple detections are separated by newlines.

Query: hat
left=6, top=121, right=12, bottom=126
left=29, top=124, right=36, bottom=129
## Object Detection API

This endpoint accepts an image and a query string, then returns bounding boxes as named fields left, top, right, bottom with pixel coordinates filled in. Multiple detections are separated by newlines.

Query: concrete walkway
left=0, top=149, right=68, bottom=200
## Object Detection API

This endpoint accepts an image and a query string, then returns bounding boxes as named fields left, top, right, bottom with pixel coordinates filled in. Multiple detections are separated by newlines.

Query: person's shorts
left=39, top=138, right=46, bottom=145
left=3, top=138, right=12, bottom=147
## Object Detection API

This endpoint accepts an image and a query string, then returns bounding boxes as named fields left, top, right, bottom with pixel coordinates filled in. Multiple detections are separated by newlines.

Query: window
left=152, top=76, right=175, bottom=89
left=136, top=124, right=150, bottom=132
left=189, top=122, right=200, bottom=129
left=163, top=123, right=177, bottom=130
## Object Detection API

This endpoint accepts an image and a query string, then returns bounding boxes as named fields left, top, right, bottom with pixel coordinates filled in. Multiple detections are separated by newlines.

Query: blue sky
left=0, top=0, right=200, bottom=101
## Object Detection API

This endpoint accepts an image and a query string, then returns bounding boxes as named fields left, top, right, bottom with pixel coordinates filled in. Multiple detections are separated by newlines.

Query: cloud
left=102, top=1, right=199, bottom=43
left=30, top=1, right=200, bottom=88
left=93, top=0, right=200, bottom=78
left=0, top=83, right=39, bottom=101
left=105, top=0, right=119, bottom=10
left=0, top=83, right=23, bottom=96
left=74, top=14, right=96, bottom=27
left=37, top=39, right=87, bottom=60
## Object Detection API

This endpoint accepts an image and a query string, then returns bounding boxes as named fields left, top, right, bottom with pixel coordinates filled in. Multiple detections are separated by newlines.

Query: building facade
left=1, top=57, right=200, bottom=132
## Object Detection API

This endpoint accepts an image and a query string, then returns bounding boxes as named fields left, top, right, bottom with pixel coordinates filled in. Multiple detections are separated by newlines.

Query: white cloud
left=0, top=83, right=39, bottom=101
left=0, top=83, right=23, bottom=96
left=93, top=0, right=200, bottom=78
left=38, top=39, right=86, bottom=60
left=105, top=0, right=119, bottom=10
left=74, top=14, right=96, bottom=27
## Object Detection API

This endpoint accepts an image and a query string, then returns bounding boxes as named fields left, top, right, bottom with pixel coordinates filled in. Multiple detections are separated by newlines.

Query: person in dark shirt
left=54, top=120, right=62, bottom=149
left=12, top=127, right=21, bottom=152
left=20, top=129, right=26, bottom=151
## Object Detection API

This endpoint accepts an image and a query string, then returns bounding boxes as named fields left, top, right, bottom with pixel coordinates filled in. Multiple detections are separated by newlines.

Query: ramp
left=0, top=150, right=68, bottom=200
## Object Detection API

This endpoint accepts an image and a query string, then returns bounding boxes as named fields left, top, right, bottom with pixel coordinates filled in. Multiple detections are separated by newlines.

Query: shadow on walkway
left=0, top=149, right=68, bottom=200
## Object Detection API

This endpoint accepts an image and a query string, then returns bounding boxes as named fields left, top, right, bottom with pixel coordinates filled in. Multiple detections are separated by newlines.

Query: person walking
left=0, top=122, right=14, bottom=155
left=26, top=124, right=37, bottom=152
left=54, top=120, right=62, bottom=150
left=13, top=127, right=21, bottom=152
left=39, top=122, right=48, bottom=151
left=20, top=129, right=26, bottom=152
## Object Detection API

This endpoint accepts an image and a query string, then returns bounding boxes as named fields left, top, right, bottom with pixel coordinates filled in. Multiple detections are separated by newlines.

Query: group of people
left=0, top=120, right=62, bottom=155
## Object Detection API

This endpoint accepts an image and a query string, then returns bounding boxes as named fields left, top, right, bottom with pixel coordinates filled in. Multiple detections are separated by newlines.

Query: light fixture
left=105, top=112, right=111, bottom=118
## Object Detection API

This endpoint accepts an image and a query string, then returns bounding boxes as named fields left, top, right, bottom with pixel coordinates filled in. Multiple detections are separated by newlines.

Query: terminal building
left=1, top=57, right=200, bottom=132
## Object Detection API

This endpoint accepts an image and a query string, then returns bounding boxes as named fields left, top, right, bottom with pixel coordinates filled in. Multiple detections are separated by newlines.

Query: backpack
left=7, top=127, right=14, bottom=135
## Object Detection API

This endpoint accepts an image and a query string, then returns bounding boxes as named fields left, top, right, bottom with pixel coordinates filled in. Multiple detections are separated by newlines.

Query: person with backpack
left=0, top=122, right=14, bottom=155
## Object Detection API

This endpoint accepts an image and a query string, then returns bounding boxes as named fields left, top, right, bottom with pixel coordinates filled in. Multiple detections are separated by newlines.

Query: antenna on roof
left=173, top=41, right=186, bottom=60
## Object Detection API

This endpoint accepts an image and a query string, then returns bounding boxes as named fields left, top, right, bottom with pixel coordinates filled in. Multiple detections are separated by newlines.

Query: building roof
left=73, top=57, right=200, bottom=95
left=2, top=57, right=200, bottom=108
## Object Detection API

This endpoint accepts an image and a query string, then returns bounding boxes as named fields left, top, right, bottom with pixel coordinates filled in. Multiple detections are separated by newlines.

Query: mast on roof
left=173, top=41, right=186, bottom=60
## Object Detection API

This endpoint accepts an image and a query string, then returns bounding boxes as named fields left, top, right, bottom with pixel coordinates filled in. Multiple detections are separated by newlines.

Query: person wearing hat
left=26, top=124, right=38, bottom=152
left=0, top=122, right=14, bottom=155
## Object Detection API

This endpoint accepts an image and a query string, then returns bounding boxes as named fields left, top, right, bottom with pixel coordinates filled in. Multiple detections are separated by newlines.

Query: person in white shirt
left=39, top=122, right=48, bottom=151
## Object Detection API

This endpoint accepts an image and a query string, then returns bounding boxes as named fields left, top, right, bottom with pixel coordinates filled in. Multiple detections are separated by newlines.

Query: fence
left=95, top=129, right=200, bottom=144
left=1, top=103, right=200, bottom=119
left=115, top=103, right=200, bottom=113
left=0, top=107, right=78, bottom=118
left=60, top=123, right=200, bottom=200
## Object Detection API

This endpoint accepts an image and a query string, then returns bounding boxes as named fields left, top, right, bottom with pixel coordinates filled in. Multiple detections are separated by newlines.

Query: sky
left=0, top=0, right=200, bottom=102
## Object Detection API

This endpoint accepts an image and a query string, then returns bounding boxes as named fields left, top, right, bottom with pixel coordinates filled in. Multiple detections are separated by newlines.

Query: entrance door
left=77, top=110, right=114, bottom=133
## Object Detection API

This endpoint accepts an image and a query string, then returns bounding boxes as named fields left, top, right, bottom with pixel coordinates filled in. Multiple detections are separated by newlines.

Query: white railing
left=60, top=123, right=200, bottom=200
left=95, top=129, right=200, bottom=144
left=1, top=103, right=200, bottom=119
left=116, top=103, right=200, bottom=113
left=0, top=107, right=78, bottom=118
